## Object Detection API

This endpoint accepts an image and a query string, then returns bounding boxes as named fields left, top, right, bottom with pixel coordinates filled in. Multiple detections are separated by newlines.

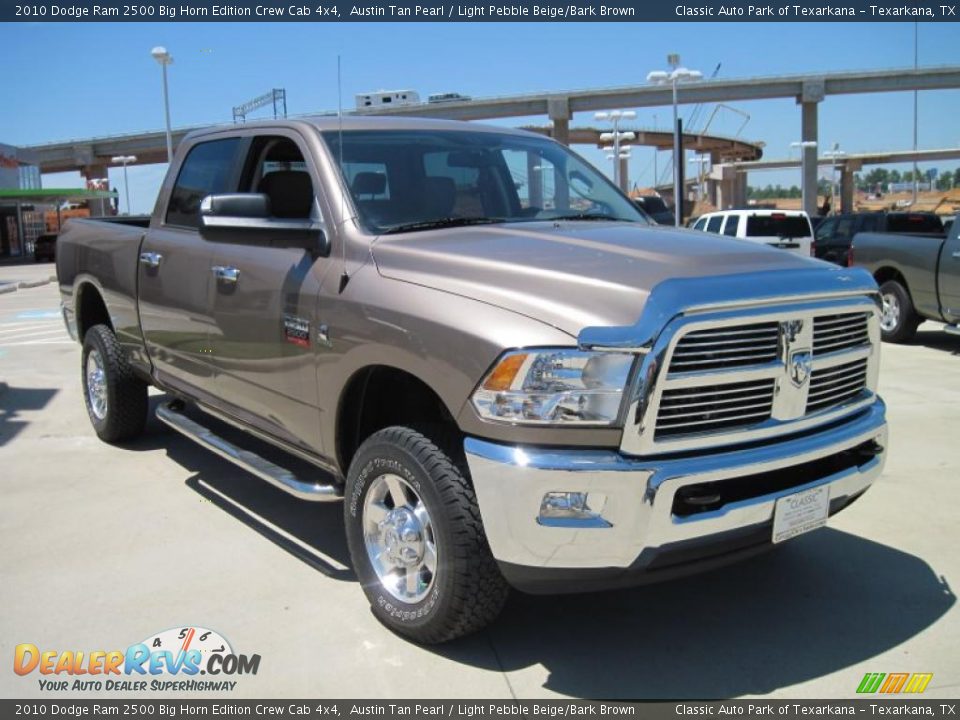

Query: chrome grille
left=656, top=379, right=775, bottom=439
left=638, top=303, right=878, bottom=452
left=813, top=312, right=870, bottom=355
left=669, top=323, right=779, bottom=373
left=806, top=359, right=868, bottom=414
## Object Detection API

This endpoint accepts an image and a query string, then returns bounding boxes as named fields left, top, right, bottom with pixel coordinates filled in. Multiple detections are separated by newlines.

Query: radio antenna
left=337, top=54, right=350, bottom=294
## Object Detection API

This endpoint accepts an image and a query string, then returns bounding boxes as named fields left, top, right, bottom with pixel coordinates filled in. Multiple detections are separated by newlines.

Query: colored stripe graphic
left=857, top=673, right=885, bottom=694
left=880, top=673, right=909, bottom=693
left=857, top=672, right=933, bottom=694
left=903, top=673, right=933, bottom=694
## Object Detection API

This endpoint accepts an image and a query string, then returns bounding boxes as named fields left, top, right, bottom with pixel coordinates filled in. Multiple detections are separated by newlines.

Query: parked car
left=34, top=233, right=57, bottom=263
left=850, top=219, right=960, bottom=342
left=692, top=209, right=815, bottom=257
left=57, top=117, right=888, bottom=643
left=815, top=211, right=944, bottom=266
left=632, top=195, right=674, bottom=224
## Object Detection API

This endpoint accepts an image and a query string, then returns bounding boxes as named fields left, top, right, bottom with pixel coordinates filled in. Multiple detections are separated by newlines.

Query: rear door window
left=693, top=217, right=707, bottom=231
left=166, top=138, right=242, bottom=228
left=815, top=217, right=836, bottom=242
left=722, top=215, right=739, bottom=236
left=706, top=215, right=723, bottom=233
left=886, top=214, right=943, bottom=234
left=746, top=214, right=811, bottom=238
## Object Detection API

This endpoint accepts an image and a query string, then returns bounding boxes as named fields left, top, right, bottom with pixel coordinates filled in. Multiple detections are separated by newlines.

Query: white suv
left=692, top=209, right=815, bottom=257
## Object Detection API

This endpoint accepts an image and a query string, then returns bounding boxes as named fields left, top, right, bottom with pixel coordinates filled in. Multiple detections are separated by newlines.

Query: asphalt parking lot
left=1, top=266, right=957, bottom=700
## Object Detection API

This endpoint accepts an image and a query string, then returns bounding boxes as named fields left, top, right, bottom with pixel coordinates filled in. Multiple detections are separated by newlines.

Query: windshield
left=745, top=215, right=811, bottom=239
left=322, top=129, right=648, bottom=234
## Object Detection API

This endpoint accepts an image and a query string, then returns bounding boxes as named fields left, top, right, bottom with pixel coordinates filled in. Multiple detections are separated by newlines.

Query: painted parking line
left=0, top=339, right=74, bottom=347
left=15, top=309, right=61, bottom=320
left=0, top=328, right=69, bottom=341
left=0, top=324, right=59, bottom=335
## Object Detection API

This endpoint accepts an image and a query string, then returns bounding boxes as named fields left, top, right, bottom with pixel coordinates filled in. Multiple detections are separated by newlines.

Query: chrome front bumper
left=465, top=400, right=887, bottom=587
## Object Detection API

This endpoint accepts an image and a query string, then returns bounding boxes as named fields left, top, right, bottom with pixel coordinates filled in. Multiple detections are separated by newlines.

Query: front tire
left=344, top=426, right=509, bottom=644
left=81, top=324, right=148, bottom=443
left=878, top=280, right=920, bottom=343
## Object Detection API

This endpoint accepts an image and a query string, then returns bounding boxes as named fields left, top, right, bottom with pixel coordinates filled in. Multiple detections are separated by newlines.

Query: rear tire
left=878, top=280, right=920, bottom=343
left=344, top=426, right=509, bottom=644
left=81, top=324, right=148, bottom=443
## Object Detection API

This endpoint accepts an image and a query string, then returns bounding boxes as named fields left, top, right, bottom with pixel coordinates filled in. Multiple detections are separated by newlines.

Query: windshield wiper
left=380, top=217, right=505, bottom=234
left=548, top=213, right=629, bottom=222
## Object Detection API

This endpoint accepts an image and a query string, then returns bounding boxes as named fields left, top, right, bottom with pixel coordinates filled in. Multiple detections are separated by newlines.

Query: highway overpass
left=25, top=65, right=960, bottom=216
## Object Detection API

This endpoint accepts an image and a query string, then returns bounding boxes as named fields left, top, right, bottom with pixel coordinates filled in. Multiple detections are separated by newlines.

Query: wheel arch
left=874, top=267, right=912, bottom=298
left=335, top=364, right=463, bottom=475
left=75, top=281, right=113, bottom=340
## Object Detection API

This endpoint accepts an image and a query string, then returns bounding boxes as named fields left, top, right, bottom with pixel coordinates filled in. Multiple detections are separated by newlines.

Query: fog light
left=538, top=492, right=611, bottom=528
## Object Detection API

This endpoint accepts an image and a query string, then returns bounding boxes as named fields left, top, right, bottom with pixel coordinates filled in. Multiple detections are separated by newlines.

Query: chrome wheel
left=85, top=349, right=108, bottom=420
left=362, top=473, right=437, bottom=604
left=880, top=292, right=901, bottom=332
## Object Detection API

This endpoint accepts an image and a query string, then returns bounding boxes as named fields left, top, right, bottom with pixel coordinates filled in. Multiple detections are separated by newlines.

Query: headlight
left=471, top=349, right=635, bottom=426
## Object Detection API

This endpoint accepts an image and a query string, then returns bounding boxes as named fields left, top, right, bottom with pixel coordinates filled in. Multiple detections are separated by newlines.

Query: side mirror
left=199, top=193, right=330, bottom=255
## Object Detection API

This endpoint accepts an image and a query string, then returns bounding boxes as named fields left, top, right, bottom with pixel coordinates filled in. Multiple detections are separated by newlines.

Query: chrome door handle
left=139, top=252, right=163, bottom=268
left=952, top=250, right=960, bottom=259
left=212, top=265, right=240, bottom=284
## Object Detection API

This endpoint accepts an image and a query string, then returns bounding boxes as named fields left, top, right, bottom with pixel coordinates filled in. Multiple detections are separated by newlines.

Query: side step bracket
left=156, top=403, right=342, bottom=502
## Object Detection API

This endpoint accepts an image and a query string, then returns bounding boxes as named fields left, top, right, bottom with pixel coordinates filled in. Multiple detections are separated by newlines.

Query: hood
left=372, top=221, right=824, bottom=337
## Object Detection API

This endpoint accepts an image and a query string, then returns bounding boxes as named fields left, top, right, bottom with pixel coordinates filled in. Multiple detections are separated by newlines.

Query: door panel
left=138, top=226, right=216, bottom=398
left=938, top=230, right=960, bottom=322
left=208, top=244, right=326, bottom=452
left=139, top=136, right=244, bottom=398
left=206, top=132, right=327, bottom=454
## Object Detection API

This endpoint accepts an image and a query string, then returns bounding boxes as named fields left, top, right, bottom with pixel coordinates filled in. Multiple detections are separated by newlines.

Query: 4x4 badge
left=789, top=350, right=813, bottom=387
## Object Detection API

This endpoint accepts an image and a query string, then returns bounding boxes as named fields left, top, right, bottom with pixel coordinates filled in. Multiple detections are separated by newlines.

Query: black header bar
left=4, top=0, right=959, bottom=22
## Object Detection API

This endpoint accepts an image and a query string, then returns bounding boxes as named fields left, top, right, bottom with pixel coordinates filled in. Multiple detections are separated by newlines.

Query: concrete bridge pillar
left=526, top=151, right=543, bottom=208
left=798, top=80, right=824, bottom=219
left=840, top=161, right=859, bottom=214
left=709, top=163, right=745, bottom=211
left=548, top=97, right=571, bottom=147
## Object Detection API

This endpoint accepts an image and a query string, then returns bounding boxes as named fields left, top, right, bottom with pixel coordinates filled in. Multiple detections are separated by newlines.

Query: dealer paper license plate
left=772, top=485, right=830, bottom=544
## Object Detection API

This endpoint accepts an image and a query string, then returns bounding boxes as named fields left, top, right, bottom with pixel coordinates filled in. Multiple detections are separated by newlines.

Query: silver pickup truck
left=57, top=117, right=888, bottom=643
left=851, top=222, right=960, bottom=343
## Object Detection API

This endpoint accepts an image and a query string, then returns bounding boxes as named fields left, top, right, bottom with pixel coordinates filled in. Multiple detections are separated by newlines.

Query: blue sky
left=2, top=21, right=958, bottom=213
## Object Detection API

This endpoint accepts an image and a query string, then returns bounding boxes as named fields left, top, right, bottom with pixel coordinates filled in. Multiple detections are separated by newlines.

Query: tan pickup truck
left=57, top=117, right=888, bottom=643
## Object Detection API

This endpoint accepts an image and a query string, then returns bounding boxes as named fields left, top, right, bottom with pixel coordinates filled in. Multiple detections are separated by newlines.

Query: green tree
left=936, top=171, right=953, bottom=191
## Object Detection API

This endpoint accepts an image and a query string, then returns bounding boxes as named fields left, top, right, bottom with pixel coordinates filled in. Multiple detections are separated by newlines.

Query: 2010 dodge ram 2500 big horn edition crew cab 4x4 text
left=57, top=117, right=888, bottom=644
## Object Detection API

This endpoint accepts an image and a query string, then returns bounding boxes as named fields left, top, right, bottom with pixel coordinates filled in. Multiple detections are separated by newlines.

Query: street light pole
left=111, top=155, right=137, bottom=215
left=824, top=143, right=846, bottom=216
left=647, top=56, right=703, bottom=226
left=596, top=110, right=636, bottom=190
left=151, top=46, right=174, bottom=163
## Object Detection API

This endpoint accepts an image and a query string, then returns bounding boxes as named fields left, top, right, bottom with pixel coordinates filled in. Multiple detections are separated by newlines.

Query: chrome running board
left=945, top=324, right=960, bottom=337
left=156, top=403, right=342, bottom=502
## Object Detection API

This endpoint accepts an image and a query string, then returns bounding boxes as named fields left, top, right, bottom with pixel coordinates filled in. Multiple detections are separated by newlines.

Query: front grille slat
left=655, top=379, right=775, bottom=439
left=805, top=358, right=868, bottom=414
left=653, top=311, right=874, bottom=444
left=658, top=409, right=772, bottom=431
left=659, top=400, right=774, bottom=420
left=807, top=375, right=867, bottom=399
left=660, top=391, right=774, bottom=410
left=813, top=313, right=870, bottom=356
left=670, top=322, right=779, bottom=373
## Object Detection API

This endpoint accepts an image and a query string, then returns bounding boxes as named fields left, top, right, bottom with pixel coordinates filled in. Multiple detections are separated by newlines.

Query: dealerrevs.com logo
left=14, top=626, right=261, bottom=692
